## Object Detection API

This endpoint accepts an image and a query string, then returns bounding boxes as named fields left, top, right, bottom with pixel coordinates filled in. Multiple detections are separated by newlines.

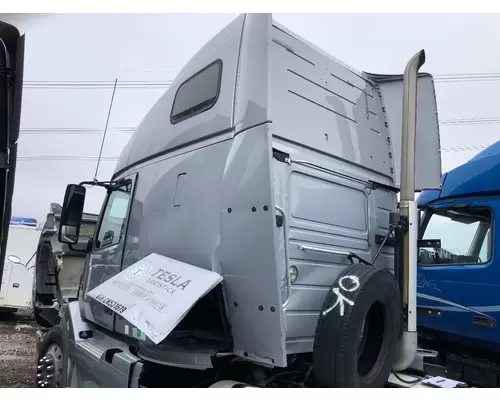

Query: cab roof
left=417, top=140, right=500, bottom=207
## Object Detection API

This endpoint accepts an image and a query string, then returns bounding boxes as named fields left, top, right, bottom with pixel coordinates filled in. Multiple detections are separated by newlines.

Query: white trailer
left=0, top=217, right=40, bottom=313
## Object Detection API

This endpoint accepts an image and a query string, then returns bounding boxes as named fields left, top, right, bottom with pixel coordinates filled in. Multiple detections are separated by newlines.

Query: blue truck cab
left=417, top=141, right=500, bottom=385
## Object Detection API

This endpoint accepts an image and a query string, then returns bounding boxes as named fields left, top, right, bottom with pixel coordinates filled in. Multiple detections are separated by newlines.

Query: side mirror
left=58, top=184, right=86, bottom=245
left=7, top=255, right=22, bottom=265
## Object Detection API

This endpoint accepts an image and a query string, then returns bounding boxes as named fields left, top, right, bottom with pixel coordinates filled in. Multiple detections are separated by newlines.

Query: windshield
left=419, top=207, right=492, bottom=265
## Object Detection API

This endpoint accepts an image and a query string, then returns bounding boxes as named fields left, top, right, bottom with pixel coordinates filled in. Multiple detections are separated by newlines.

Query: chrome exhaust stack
left=392, top=50, right=425, bottom=372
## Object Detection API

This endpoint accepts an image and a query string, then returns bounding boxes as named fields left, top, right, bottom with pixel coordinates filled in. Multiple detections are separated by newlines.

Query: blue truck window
left=170, top=60, right=222, bottom=124
left=419, top=208, right=492, bottom=266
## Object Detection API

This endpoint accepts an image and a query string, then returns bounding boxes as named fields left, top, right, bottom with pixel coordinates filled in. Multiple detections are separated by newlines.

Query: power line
left=19, top=127, right=136, bottom=135
left=435, top=73, right=500, bottom=77
left=25, top=67, right=174, bottom=73
left=17, top=156, right=120, bottom=162
left=21, top=75, right=500, bottom=88
left=441, top=144, right=491, bottom=152
left=440, top=117, right=500, bottom=126
left=434, top=73, right=500, bottom=83
left=22, top=80, right=172, bottom=89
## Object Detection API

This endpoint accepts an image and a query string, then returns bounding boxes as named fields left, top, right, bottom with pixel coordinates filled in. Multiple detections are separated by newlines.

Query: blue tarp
left=10, top=216, right=37, bottom=227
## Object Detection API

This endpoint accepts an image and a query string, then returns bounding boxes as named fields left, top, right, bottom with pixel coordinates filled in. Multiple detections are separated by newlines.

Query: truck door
left=80, top=175, right=136, bottom=330
left=417, top=202, right=498, bottom=345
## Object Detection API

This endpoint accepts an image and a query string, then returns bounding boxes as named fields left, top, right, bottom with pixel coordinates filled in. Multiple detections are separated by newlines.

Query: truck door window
left=419, top=208, right=492, bottom=265
left=95, top=183, right=132, bottom=250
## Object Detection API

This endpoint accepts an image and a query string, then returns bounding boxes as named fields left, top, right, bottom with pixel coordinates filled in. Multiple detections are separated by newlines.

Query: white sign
left=86, top=253, right=223, bottom=344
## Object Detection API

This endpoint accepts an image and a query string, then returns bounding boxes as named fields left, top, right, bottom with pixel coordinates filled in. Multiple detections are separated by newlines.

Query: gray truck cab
left=36, top=13, right=443, bottom=388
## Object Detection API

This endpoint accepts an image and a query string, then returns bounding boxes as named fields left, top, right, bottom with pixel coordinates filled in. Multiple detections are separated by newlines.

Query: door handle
left=473, top=316, right=496, bottom=328
left=275, top=206, right=291, bottom=308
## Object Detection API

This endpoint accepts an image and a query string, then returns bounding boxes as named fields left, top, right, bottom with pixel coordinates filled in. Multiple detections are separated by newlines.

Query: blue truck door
left=417, top=202, right=499, bottom=347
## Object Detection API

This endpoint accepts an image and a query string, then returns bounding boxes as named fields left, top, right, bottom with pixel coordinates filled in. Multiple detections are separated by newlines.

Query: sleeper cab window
left=419, top=207, right=493, bottom=266
left=170, top=60, right=223, bottom=125
left=95, top=183, right=132, bottom=250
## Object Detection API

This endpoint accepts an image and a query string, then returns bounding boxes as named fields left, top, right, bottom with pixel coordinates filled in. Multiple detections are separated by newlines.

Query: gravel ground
left=0, top=310, right=38, bottom=388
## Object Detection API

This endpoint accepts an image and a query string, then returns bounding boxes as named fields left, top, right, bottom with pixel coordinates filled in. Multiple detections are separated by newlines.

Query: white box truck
left=0, top=217, right=40, bottom=314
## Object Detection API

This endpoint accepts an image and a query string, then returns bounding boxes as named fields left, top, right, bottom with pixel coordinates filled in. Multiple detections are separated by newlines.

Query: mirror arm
left=68, top=243, right=88, bottom=254
left=79, top=179, right=122, bottom=191
left=79, top=180, right=110, bottom=187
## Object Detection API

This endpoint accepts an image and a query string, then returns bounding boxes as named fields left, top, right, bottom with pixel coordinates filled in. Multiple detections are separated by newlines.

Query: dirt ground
left=0, top=310, right=37, bottom=388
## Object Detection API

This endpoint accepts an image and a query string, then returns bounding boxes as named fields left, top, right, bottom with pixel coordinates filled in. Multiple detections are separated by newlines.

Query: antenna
left=94, top=78, right=118, bottom=182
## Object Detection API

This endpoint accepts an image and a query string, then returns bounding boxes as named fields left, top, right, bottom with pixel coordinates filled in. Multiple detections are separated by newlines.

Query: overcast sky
left=2, top=13, right=500, bottom=223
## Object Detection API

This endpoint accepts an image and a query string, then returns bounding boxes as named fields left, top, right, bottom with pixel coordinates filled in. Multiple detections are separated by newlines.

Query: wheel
left=313, top=263, right=401, bottom=388
left=36, top=325, right=64, bottom=388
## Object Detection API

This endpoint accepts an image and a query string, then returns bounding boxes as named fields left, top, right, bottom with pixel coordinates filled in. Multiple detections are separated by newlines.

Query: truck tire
left=36, top=325, right=64, bottom=388
left=313, top=263, right=401, bottom=388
